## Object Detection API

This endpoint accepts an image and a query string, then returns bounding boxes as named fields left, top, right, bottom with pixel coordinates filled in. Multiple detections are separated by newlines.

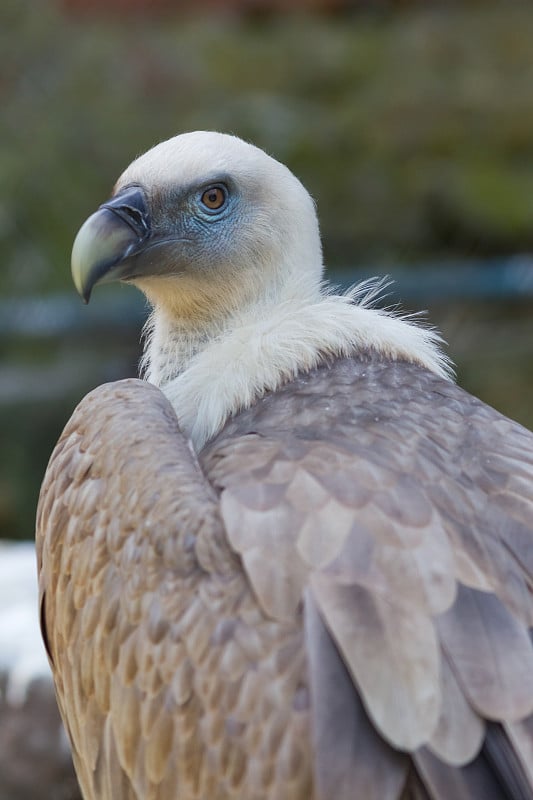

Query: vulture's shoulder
left=213, top=353, right=531, bottom=450
left=36, top=378, right=240, bottom=799
left=206, top=354, right=533, bottom=538
left=37, top=377, right=226, bottom=579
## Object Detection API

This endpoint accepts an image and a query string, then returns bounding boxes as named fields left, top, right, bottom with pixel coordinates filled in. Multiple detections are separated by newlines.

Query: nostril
left=101, top=187, right=150, bottom=237
left=120, top=205, right=148, bottom=232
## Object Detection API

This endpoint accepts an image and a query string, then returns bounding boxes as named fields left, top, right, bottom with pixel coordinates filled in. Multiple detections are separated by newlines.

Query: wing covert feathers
left=206, top=355, right=533, bottom=798
left=38, top=356, right=533, bottom=799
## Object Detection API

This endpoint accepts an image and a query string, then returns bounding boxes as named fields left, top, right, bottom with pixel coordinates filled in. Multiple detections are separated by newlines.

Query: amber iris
left=201, top=186, right=226, bottom=210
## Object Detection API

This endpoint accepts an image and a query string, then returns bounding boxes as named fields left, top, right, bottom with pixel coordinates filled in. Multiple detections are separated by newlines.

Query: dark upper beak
left=71, top=186, right=150, bottom=303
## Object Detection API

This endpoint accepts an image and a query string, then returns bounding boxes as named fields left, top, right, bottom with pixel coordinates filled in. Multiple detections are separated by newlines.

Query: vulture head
left=71, top=131, right=449, bottom=447
left=72, top=131, right=322, bottom=315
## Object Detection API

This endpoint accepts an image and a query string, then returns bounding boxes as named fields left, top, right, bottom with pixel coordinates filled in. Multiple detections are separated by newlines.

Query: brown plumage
left=37, top=357, right=533, bottom=800
left=36, top=132, right=533, bottom=799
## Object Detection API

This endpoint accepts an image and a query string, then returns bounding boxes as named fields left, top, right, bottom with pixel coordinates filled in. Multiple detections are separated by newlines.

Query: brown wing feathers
left=37, top=356, right=533, bottom=799
left=38, top=380, right=315, bottom=800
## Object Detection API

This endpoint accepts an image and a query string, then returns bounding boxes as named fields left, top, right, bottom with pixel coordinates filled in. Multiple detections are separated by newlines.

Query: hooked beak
left=71, top=186, right=150, bottom=303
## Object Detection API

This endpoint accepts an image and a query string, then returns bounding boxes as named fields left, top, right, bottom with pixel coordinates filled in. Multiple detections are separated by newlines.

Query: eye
left=201, top=186, right=227, bottom=211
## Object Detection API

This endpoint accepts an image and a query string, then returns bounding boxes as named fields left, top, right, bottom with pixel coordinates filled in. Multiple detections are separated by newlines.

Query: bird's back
left=37, top=354, right=533, bottom=800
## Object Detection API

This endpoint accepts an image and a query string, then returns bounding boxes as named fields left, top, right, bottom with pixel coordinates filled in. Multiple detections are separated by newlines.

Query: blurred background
left=2, top=1, right=533, bottom=796
left=3, top=0, right=533, bottom=544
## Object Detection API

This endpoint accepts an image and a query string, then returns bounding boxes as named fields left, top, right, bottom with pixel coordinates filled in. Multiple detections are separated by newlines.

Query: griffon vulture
left=37, top=132, right=533, bottom=800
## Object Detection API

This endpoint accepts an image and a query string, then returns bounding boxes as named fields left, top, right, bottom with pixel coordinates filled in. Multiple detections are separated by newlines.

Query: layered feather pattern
left=37, top=353, right=533, bottom=799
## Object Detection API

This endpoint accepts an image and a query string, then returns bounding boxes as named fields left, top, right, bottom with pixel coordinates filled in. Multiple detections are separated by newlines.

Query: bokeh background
left=2, top=0, right=533, bottom=546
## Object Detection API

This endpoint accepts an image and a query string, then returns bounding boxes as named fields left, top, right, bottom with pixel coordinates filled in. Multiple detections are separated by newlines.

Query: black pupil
left=204, top=188, right=223, bottom=207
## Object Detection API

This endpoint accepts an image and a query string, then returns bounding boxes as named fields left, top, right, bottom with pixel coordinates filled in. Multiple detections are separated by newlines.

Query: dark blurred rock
left=0, top=675, right=81, bottom=800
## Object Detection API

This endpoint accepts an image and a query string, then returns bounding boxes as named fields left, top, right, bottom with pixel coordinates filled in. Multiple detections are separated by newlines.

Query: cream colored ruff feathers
left=144, top=285, right=450, bottom=451
left=120, top=132, right=451, bottom=450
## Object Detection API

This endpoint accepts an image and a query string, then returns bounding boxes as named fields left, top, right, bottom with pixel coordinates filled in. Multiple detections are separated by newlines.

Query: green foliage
left=3, top=2, right=533, bottom=296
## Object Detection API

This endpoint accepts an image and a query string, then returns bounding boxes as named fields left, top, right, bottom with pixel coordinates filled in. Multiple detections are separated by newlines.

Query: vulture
left=37, top=131, right=533, bottom=800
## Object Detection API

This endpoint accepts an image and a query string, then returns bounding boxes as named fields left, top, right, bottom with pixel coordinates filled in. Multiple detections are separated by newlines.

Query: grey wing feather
left=205, top=354, right=533, bottom=799
left=414, top=745, right=515, bottom=800
left=437, top=585, right=533, bottom=720
left=310, top=577, right=441, bottom=751
left=426, top=652, right=485, bottom=766
left=304, top=589, right=409, bottom=800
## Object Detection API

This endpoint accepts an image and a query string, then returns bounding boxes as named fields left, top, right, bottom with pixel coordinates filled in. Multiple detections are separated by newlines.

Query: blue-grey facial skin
left=72, top=169, right=264, bottom=302
left=132, top=173, right=245, bottom=279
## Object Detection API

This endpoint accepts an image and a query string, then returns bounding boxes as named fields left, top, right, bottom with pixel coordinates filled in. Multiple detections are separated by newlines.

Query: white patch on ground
left=0, top=541, right=51, bottom=705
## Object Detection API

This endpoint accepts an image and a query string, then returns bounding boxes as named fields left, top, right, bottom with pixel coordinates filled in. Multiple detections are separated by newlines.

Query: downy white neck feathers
left=142, top=279, right=452, bottom=452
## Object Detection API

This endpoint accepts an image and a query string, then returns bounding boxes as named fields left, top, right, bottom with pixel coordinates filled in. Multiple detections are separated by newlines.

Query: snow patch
left=0, top=541, right=52, bottom=705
